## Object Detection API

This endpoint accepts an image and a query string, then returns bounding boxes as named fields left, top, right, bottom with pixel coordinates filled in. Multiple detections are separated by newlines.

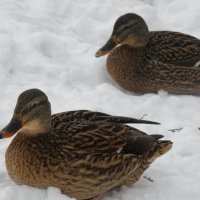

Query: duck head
left=95, top=13, right=149, bottom=57
left=0, top=89, right=51, bottom=139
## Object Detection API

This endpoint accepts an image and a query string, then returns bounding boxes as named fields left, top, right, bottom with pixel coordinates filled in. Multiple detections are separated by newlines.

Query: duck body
left=1, top=90, right=172, bottom=200
left=96, top=13, right=200, bottom=95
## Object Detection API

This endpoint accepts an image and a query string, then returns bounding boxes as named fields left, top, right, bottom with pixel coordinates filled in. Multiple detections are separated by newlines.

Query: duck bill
left=95, top=36, right=118, bottom=57
left=0, top=117, right=23, bottom=139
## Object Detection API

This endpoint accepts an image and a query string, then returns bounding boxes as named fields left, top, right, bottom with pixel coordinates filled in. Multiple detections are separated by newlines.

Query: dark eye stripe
left=21, top=100, right=46, bottom=116
left=115, top=21, right=139, bottom=36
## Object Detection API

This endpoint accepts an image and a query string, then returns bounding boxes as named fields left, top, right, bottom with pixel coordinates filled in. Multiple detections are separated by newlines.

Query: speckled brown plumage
left=0, top=89, right=172, bottom=200
left=96, top=13, right=200, bottom=95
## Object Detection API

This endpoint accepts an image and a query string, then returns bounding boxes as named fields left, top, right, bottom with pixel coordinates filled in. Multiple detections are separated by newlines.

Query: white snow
left=0, top=0, right=200, bottom=199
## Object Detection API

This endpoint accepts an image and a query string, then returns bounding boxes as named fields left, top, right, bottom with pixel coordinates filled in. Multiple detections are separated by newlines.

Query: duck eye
left=124, top=25, right=129, bottom=30
left=31, top=103, right=38, bottom=109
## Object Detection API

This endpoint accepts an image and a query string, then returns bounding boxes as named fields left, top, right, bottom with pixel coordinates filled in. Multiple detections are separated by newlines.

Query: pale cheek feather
left=22, top=119, right=44, bottom=134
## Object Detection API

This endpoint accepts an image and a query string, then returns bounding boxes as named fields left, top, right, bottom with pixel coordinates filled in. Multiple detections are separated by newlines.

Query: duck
left=95, top=13, right=200, bottom=95
left=0, top=89, right=172, bottom=200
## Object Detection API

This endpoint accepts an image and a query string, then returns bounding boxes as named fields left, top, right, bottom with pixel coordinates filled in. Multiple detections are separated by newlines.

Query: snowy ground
left=0, top=0, right=200, bottom=199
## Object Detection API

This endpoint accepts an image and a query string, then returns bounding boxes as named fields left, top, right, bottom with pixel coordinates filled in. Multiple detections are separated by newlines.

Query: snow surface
left=0, top=0, right=200, bottom=199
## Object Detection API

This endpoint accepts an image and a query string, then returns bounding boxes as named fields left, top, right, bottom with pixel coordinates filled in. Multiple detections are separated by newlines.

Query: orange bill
left=0, top=117, right=22, bottom=139
left=95, top=36, right=118, bottom=57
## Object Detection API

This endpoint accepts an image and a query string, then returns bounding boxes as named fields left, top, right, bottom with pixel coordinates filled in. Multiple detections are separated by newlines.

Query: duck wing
left=149, top=31, right=200, bottom=67
left=51, top=110, right=161, bottom=156
left=50, top=110, right=167, bottom=199
left=51, top=110, right=159, bottom=126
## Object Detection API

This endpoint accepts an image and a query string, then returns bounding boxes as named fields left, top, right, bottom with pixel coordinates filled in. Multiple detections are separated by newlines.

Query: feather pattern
left=1, top=90, right=172, bottom=200
left=97, top=13, right=200, bottom=95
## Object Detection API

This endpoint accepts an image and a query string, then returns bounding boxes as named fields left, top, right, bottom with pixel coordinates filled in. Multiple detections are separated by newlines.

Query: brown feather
left=98, top=13, right=200, bottom=95
left=1, top=90, right=172, bottom=200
